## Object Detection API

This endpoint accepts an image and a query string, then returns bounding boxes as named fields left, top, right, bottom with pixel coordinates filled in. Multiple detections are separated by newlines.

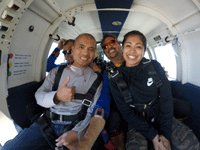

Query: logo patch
left=147, top=77, right=153, bottom=86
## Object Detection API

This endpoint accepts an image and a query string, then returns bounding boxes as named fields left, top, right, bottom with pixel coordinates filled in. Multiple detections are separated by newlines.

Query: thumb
left=63, top=76, right=70, bottom=86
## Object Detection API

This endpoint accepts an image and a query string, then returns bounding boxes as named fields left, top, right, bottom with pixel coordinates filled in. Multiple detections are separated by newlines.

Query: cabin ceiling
left=27, top=0, right=200, bottom=43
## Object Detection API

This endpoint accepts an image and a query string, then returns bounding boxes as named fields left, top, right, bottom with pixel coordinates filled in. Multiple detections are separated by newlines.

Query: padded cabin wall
left=0, top=0, right=34, bottom=118
left=8, top=9, right=51, bottom=88
left=174, top=12, right=200, bottom=86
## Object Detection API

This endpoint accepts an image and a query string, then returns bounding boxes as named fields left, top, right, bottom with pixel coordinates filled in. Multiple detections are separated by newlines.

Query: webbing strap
left=107, top=60, right=162, bottom=106
left=37, top=115, right=58, bottom=148
left=64, top=72, right=102, bottom=132
left=106, top=62, right=134, bottom=105
left=52, top=64, right=68, bottom=91
left=112, top=72, right=134, bottom=105
left=51, top=65, right=102, bottom=131
left=142, top=59, right=162, bottom=88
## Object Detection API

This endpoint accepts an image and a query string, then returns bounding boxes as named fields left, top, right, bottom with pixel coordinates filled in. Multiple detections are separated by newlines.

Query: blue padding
left=170, top=81, right=184, bottom=98
left=171, top=81, right=200, bottom=140
left=95, top=0, right=134, bottom=38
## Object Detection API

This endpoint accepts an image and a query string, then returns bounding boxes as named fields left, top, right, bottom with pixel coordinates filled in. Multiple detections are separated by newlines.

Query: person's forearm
left=78, top=117, right=105, bottom=149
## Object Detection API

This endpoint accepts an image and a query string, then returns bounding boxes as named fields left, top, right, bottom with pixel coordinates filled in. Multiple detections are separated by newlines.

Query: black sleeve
left=152, top=60, right=173, bottom=141
left=110, top=79, right=158, bottom=141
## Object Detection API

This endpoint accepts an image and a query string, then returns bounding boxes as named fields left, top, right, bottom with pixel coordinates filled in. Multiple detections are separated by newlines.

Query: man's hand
left=54, top=76, right=76, bottom=103
left=58, top=38, right=67, bottom=50
left=89, top=63, right=101, bottom=73
left=162, top=67, right=169, bottom=78
left=56, top=130, right=78, bottom=147
left=159, top=135, right=171, bottom=150
left=152, top=134, right=167, bottom=150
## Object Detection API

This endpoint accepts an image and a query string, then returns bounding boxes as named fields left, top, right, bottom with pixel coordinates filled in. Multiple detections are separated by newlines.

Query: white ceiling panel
left=54, top=0, right=95, bottom=12
left=133, top=0, right=198, bottom=24
left=119, top=12, right=167, bottom=42
left=28, top=0, right=59, bottom=23
left=58, top=10, right=102, bottom=42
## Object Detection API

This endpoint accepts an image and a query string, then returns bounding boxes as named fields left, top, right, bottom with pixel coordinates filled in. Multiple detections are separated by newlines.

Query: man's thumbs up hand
left=54, top=76, right=76, bottom=103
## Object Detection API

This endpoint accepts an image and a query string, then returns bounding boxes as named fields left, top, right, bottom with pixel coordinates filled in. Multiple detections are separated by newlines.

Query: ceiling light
left=112, top=21, right=122, bottom=26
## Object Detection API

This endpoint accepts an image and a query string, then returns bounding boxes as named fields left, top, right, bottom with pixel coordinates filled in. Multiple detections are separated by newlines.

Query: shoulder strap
left=106, top=62, right=134, bottom=105
left=52, top=64, right=68, bottom=91
left=142, top=59, right=162, bottom=88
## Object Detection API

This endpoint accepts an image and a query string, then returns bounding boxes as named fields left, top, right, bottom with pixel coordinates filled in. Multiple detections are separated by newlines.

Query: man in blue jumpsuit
left=46, top=39, right=74, bottom=72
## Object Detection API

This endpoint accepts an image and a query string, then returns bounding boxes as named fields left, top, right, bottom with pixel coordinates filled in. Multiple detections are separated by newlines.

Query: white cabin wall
left=8, top=10, right=51, bottom=88
left=174, top=12, right=200, bottom=86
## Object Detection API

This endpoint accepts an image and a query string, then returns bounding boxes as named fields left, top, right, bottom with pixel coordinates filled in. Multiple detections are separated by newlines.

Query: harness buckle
left=142, top=59, right=151, bottom=64
left=129, top=104, right=135, bottom=108
left=59, top=114, right=63, bottom=122
left=82, top=99, right=92, bottom=107
left=111, top=70, right=119, bottom=78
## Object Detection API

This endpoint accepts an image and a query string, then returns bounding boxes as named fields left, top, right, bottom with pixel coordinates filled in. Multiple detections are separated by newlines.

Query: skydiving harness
left=105, top=59, right=162, bottom=120
left=37, top=64, right=102, bottom=149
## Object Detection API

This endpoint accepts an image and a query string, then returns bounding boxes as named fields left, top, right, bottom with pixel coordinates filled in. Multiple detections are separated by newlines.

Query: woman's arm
left=153, top=60, right=173, bottom=141
left=110, top=79, right=158, bottom=141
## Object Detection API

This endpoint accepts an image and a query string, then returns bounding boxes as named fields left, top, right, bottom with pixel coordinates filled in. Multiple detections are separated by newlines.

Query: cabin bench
left=7, top=81, right=44, bottom=129
left=171, top=81, right=200, bottom=140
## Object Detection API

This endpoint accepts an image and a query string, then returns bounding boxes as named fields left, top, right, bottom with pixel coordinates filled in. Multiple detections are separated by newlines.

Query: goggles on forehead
left=102, top=39, right=116, bottom=50
left=62, top=49, right=72, bottom=55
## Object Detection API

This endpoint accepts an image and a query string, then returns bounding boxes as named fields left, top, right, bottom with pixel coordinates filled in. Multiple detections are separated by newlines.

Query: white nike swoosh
left=147, top=81, right=153, bottom=86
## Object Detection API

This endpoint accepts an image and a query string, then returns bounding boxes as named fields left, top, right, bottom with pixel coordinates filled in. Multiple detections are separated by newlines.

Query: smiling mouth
left=80, top=57, right=88, bottom=61
left=128, top=55, right=136, bottom=59
left=109, top=49, right=115, bottom=54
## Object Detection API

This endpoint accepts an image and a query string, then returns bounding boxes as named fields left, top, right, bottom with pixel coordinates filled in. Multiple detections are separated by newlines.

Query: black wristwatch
left=94, top=108, right=105, bottom=119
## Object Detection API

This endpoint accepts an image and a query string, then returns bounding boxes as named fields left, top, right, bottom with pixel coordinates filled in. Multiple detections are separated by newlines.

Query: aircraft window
left=103, top=54, right=110, bottom=62
left=46, top=42, right=66, bottom=76
left=154, top=43, right=177, bottom=80
left=47, top=42, right=66, bottom=65
left=144, top=51, right=150, bottom=59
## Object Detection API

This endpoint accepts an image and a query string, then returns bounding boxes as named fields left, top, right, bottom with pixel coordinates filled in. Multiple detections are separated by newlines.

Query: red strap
left=104, top=140, right=117, bottom=150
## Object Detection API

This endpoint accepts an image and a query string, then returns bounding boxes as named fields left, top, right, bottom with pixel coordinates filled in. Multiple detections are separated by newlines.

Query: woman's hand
left=152, top=134, right=167, bottom=150
left=159, top=135, right=171, bottom=150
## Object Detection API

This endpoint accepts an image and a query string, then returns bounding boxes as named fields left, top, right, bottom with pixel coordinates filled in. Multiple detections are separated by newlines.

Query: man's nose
left=107, top=44, right=114, bottom=50
left=82, top=48, right=89, bottom=55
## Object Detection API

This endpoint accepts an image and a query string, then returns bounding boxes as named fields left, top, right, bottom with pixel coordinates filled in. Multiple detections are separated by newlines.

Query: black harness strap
left=106, top=62, right=134, bottom=105
left=113, top=72, right=134, bottom=105
left=52, top=64, right=68, bottom=91
left=106, top=60, right=162, bottom=107
left=142, top=59, right=162, bottom=88
left=38, top=64, right=102, bottom=149
left=64, top=72, right=102, bottom=132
